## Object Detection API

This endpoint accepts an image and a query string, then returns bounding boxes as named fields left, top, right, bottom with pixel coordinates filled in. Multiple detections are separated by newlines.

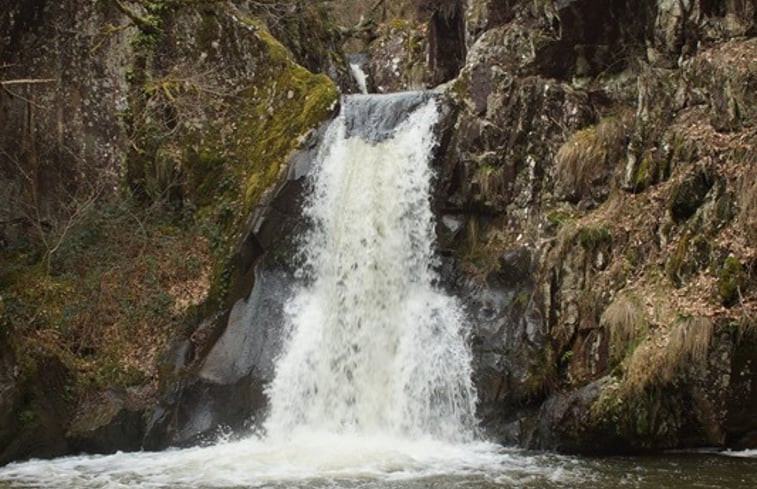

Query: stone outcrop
left=0, top=0, right=339, bottom=463
left=0, top=0, right=754, bottom=464
left=432, top=0, right=756, bottom=453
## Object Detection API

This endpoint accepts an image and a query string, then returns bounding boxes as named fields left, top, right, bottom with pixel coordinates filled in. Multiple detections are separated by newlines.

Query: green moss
left=389, top=18, right=409, bottom=30
left=239, top=69, right=338, bottom=207
left=578, top=226, right=611, bottom=250
left=514, top=290, right=531, bottom=306
left=719, top=257, right=746, bottom=307
left=635, top=155, right=652, bottom=189
left=547, top=210, right=572, bottom=228
left=170, top=18, right=339, bottom=308
left=667, top=232, right=712, bottom=287
left=667, top=232, right=689, bottom=287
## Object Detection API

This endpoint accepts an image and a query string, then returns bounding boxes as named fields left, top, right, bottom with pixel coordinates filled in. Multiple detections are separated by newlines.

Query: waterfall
left=265, top=93, right=477, bottom=441
left=0, top=94, right=535, bottom=489
left=348, top=61, right=369, bottom=94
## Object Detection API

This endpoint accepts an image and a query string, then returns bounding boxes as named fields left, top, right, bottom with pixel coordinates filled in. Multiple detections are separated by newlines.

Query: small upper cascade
left=347, top=53, right=370, bottom=94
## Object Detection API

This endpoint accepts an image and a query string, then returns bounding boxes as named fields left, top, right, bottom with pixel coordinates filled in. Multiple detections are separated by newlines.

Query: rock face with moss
left=0, top=0, right=339, bottom=463
left=430, top=0, right=756, bottom=453
left=1, top=0, right=754, bottom=464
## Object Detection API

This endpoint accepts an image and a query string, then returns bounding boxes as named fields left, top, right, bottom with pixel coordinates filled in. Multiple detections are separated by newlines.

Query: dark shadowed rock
left=533, top=377, right=612, bottom=453
left=67, top=391, right=146, bottom=454
left=0, top=356, right=71, bottom=465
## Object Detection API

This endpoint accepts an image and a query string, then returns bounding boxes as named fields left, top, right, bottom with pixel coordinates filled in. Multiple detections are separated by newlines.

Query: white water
left=349, top=62, right=369, bottom=94
left=0, top=95, right=530, bottom=488
left=265, top=95, right=476, bottom=442
left=2, top=96, right=755, bottom=489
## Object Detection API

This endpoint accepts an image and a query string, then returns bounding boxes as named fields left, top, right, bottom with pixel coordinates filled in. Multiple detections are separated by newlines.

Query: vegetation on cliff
left=0, top=0, right=754, bottom=463
left=0, top=0, right=339, bottom=463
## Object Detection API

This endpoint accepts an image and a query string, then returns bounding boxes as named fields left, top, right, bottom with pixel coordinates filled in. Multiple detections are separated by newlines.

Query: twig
left=0, top=78, right=56, bottom=85
left=46, top=187, right=102, bottom=272
left=0, top=84, right=46, bottom=109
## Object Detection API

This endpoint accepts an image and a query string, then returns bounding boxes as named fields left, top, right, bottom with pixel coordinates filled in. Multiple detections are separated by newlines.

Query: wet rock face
left=145, top=148, right=313, bottom=447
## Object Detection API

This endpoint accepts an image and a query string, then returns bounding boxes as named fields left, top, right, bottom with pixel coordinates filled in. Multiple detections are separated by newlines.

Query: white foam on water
left=0, top=434, right=572, bottom=488
left=718, top=449, right=757, bottom=459
left=0, top=95, right=562, bottom=489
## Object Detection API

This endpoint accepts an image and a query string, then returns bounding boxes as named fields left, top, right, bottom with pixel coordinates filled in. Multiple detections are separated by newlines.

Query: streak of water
left=349, top=62, right=369, bottom=94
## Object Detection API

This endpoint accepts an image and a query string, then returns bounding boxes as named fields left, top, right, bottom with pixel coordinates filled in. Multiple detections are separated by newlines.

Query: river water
left=1, top=94, right=754, bottom=488
left=0, top=441, right=754, bottom=488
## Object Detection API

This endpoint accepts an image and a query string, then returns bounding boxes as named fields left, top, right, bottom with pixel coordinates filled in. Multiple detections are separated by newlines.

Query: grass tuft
left=601, top=294, right=647, bottom=363
left=624, top=315, right=713, bottom=393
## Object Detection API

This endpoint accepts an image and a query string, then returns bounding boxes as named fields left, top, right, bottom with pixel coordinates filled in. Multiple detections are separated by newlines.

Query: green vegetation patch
left=719, top=257, right=746, bottom=307
left=0, top=200, right=211, bottom=393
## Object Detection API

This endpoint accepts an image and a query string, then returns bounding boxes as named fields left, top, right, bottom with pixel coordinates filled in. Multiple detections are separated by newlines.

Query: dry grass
left=601, top=293, right=647, bottom=363
left=555, top=113, right=632, bottom=202
left=555, top=126, right=605, bottom=201
left=624, top=316, right=714, bottom=393
left=670, top=316, right=714, bottom=365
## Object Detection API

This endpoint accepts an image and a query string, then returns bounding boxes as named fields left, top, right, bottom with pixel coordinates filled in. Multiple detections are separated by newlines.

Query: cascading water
left=265, top=93, right=476, bottom=442
left=347, top=53, right=370, bottom=94
left=1, top=92, right=754, bottom=489
left=348, top=62, right=369, bottom=94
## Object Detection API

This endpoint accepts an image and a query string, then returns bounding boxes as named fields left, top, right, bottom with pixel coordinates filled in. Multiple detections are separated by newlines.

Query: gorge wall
left=428, top=0, right=756, bottom=453
left=0, top=0, right=755, bottom=463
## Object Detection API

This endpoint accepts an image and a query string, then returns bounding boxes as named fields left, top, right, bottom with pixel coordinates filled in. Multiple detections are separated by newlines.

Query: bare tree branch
left=0, top=78, right=56, bottom=85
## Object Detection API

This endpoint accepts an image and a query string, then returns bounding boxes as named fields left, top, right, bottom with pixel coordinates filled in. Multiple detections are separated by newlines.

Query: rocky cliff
left=425, top=0, right=756, bottom=453
left=339, top=0, right=756, bottom=453
left=0, top=0, right=754, bottom=464
left=0, top=0, right=340, bottom=463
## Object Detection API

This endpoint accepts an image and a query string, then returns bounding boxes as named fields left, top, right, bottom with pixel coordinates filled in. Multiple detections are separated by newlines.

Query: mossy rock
left=128, top=6, right=339, bottom=308
left=667, top=232, right=711, bottom=287
left=633, top=147, right=672, bottom=192
left=719, top=257, right=746, bottom=307
left=586, top=382, right=689, bottom=452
